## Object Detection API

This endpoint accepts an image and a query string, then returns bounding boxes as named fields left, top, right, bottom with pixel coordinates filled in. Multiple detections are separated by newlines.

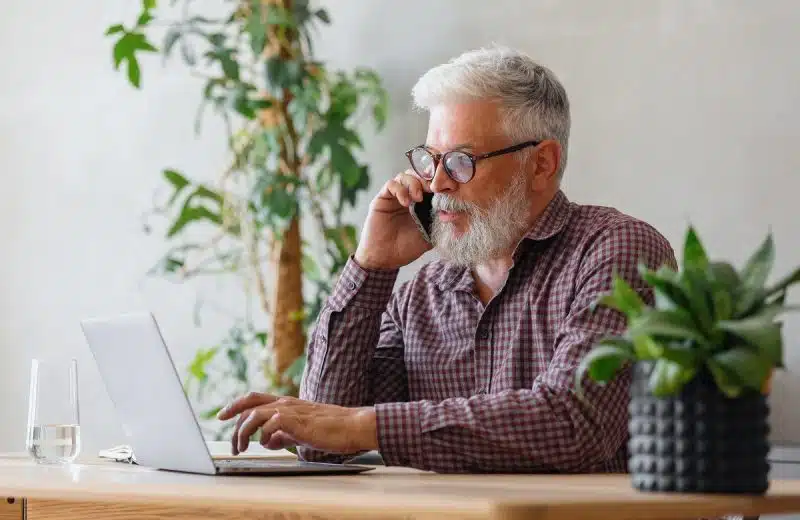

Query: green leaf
left=229, top=84, right=257, bottom=119
left=628, top=308, right=707, bottom=345
left=340, top=166, right=370, bottom=208
left=111, top=32, right=157, bottom=87
left=660, top=342, right=699, bottom=368
left=681, top=266, right=714, bottom=334
left=717, top=317, right=783, bottom=367
left=143, top=0, right=156, bottom=9
left=105, top=24, right=125, bottom=36
left=613, top=275, right=646, bottom=317
left=709, top=261, right=741, bottom=290
left=596, top=336, right=636, bottom=353
left=162, top=169, right=190, bottom=204
left=162, top=256, right=184, bottom=273
left=632, top=335, right=662, bottom=360
left=284, top=354, right=307, bottom=385
left=373, top=98, right=388, bottom=131
left=226, top=347, right=248, bottom=383
left=265, top=57, right=304, bottom=90
left=354, top=68, right=389, bottom=130
left=575, top=344, right=635, bottom=394
left=683, top=225, right=709, bottom=271
left=246, top=15, right=267, bottom=55
left=127, top=56, right=142, bottom=88
left=163, top=28, right=182, bottom=59
left=265, top=4, right=297, bottom=27
left=200, top=406, right=223, bottom=420
left=638, top=264, right=691, bottom=311
left=648, top=359, right=695, bottom=397
left=302, top=253, right=323, bottom=282
left=188, top=347, right=218, bottom=381
left=324, top=226, right=356, bottom=260
left=137, top=11, right=154, bottom=26
left=220, top=54, right=239, bottom=81
left=708, top=261, right=739, bottom=321
left=167, top=186, right=224, bottom=237
left=591, top=275, right=645, bottom=319
left=766, top=266, right=800, bottom=299
left=167, top=206, right=221, bottom=237
left=315, top=9, right=331, bottom=24
left=706, top=358, right=744, bottom=398
left=712, top=346, right=772, bottom=393
left=264, top=186, right=297, bottom=219
left=735, top=287, right=765, bottom=319
left=741, top=232, right=775, bottom=290
left=330, top=144, right=361, bottom=188
left=329, top=77, right=359, bottom=120
left=181, top=40, right=197, bottom=66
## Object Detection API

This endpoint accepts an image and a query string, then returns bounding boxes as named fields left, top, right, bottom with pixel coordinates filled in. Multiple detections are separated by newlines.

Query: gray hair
left=411, top=45, right=571, bottom=179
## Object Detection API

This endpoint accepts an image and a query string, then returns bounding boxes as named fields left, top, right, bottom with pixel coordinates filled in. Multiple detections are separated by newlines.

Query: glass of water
left=26, top=358, right=81, bottom=464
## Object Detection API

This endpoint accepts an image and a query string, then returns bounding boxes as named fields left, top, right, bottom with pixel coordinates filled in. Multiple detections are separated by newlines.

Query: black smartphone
left=409, top=191, right=434, bottom=243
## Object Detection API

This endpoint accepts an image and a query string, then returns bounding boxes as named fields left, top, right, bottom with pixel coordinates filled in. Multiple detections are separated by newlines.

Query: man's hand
left=216, top=393, right=378, bottom=456
left=353, top=170, right=433, bottom=270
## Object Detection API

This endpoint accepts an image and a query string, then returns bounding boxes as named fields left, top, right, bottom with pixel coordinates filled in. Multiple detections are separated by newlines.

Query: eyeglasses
left=404, top=140, right=540, bottom=184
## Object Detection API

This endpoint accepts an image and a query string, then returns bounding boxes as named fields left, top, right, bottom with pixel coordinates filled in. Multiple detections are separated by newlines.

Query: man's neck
left=472, top=254, right=515, bottom=306
left=469, top=188, right=558, bottom=305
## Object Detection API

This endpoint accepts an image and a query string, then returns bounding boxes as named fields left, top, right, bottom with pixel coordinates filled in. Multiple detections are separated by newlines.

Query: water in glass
left=26, top=359, right=81, bottom=464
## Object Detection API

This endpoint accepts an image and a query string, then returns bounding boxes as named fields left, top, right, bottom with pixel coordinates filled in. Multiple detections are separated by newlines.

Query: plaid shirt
left=299, top=190, right=676, bottom=473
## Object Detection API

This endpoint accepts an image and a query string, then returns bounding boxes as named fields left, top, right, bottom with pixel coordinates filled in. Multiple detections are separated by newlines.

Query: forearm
left=298, top=256, right=400, bottom=463
left=300, top=257, right=398, bottom=405
left=375, top=370, right=630, bottom=473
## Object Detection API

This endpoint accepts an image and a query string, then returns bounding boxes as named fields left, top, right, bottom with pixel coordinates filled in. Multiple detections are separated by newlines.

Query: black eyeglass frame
left=404, top=140, right=541, bottom=184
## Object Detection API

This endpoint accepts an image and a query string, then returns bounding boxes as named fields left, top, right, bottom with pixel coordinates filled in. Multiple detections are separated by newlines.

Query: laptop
left=80, top=311, right=374, bottom=476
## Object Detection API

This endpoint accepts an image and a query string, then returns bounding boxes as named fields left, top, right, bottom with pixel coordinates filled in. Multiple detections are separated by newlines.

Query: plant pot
left=628, top=361, right=771, bottom=494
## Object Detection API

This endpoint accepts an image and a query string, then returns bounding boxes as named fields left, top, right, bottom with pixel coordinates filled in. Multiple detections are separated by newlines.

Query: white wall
left=2, top=0, right=800, bottom=456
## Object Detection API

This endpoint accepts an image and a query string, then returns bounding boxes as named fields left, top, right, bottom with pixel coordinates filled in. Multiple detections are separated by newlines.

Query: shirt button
left=348, top=281, right=357, bottom=291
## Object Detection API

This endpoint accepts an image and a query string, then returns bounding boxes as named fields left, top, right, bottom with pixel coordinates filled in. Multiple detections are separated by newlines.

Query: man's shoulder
left=568, top=200, right=670, bottom=246
left=563, top=199, right=676, bottom=267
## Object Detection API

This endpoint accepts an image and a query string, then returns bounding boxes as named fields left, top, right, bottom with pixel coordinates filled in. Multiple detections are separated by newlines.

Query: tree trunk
left=269, top=215, right=305, bottom=389
left=261, top=0, right=304, bottom=393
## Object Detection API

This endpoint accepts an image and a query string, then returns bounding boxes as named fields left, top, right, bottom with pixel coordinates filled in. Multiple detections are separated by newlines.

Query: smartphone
left=409, top=191, right=435, bottom=243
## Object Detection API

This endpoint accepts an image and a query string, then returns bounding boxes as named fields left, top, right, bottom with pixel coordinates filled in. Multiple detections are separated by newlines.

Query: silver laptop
left=80, top=311, right=373, bottom=476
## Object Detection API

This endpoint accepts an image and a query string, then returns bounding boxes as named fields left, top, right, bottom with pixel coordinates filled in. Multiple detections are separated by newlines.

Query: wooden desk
left=1, top=456, right=800, bottom=520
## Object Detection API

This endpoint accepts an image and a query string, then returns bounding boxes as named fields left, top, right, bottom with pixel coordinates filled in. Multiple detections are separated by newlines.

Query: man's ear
left=530, top=140, right=561, bottom=189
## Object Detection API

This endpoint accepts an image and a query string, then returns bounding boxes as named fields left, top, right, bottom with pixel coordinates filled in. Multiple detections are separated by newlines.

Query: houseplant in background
left=103, top=0, right=388, bottom=439
left=577, top=226, right=800, bottom=494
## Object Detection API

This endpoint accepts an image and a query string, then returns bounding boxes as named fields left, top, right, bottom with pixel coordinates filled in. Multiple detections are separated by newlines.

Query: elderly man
left=217, top=46, right=676, bottom=473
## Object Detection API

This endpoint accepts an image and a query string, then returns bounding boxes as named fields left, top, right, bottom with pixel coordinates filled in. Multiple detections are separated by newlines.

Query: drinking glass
left=26, top=358, right=81, bottom=464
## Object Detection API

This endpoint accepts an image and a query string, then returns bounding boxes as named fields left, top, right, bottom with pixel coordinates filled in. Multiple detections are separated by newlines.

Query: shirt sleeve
left=374, top=220, right=677, bottom=473
left=297, top=255, right=409, bottom=463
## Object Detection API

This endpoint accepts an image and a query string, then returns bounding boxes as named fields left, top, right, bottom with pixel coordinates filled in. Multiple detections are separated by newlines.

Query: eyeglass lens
left=409, top=148, right=474, bottom=183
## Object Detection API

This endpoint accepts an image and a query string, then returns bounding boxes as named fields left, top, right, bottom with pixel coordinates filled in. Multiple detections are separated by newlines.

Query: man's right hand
left=353, top=170, right=433, bottom=271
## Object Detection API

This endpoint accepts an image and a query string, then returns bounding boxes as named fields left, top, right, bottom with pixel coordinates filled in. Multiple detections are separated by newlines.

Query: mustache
left=431, top=194, right=486, bottom=216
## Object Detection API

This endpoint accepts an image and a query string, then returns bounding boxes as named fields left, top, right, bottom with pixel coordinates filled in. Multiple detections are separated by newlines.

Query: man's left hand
left=216, top=393, right=378, bottom=456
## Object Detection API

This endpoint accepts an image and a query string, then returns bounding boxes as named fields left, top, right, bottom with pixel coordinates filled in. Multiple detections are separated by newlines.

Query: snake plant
left=577, top=226, right=800, bottom=398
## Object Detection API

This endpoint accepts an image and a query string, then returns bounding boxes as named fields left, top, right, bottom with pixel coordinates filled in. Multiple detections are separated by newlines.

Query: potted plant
left=576, top=226, right=800, bottom=494
left=103, top=0, right=388, bottom=439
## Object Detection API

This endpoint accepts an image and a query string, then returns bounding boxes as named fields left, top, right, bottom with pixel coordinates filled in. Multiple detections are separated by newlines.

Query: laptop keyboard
left=215, top=458, right=297, bottom=468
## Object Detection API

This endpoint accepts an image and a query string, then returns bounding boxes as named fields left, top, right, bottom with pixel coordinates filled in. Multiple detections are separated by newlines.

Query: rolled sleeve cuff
left=329, top=256, right=399, bottom=311
left=375, top=401, right=425, bottom=469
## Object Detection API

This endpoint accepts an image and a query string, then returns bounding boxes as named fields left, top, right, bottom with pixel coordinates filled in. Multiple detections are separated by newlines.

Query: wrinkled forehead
left=425, top=101, right=507, bottom=151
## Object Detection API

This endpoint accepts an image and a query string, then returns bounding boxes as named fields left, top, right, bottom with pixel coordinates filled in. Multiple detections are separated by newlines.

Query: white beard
left=430, top=171, right=530, bottom=267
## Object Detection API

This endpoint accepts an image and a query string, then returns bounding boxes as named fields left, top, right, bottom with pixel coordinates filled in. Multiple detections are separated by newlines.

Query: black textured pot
left=628, top=361, right=771, bottom=494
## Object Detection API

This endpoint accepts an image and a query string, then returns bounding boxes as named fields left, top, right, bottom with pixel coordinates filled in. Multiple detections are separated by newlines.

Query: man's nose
left=429, top=162, right=457, bottom=193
